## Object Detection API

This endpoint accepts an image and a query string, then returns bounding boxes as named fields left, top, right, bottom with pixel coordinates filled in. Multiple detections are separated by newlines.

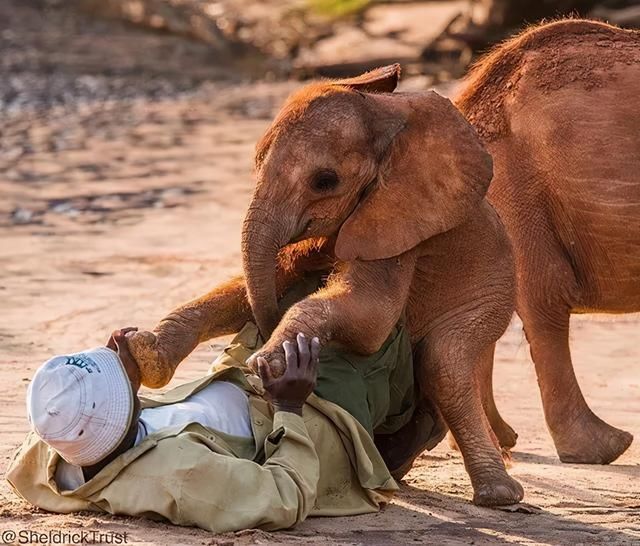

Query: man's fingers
left=310, top=336, right=320, bottom=363
left=283, top=341, right=297, bottom=371
left=296, top=333, right=310, bottom=368
left=257, top=357, right=273, bottom=385
left=106, top=331, right=119, bottom=351
left=107, top=327, right=138, bottom=351
left=113, top=331, right=135, bottom=365
left=310, top=336, right=321, bottom=378
left=246, top=354, right=257, bottom=372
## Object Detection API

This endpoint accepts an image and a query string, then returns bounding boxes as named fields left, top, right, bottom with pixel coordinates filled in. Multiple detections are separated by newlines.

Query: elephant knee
left=423, top=344, right=466, bottom=387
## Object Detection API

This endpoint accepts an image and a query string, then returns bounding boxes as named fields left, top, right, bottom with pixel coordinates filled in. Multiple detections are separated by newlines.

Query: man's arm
left=7, top=409, right=321, bottom=532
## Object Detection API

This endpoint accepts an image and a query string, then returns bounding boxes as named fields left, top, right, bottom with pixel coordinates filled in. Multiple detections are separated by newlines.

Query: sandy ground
left=1, top=3, right=639, bottom=541
left=1, top=82, right=639, bottom=545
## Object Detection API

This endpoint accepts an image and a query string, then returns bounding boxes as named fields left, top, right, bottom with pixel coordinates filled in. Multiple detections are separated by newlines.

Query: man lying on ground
left=7, top=304, right=444, bottom=533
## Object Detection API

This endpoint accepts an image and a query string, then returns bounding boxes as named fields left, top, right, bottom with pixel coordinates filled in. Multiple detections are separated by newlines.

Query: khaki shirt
left=6, top=344, right=397, bottom=533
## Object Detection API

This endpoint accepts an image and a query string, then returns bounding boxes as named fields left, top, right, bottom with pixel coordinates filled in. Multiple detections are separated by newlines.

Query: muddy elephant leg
left=423, top=337, right=523, bottom=506
left=448, top=344, right=517, bottom=452
left=478, top=344, right=518, bottom=449
left=519, top=304, right=633, bottom=464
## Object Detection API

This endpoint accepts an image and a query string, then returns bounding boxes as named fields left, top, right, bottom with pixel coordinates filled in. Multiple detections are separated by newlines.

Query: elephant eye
left=310, top=169, right=339, bottom=193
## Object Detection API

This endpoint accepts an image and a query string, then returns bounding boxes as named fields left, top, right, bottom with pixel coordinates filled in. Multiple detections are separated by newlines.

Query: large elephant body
left=455, top=19, right=640, bottom=464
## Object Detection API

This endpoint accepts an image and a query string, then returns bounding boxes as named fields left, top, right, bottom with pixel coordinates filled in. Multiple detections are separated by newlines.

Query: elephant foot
left=554, top=413, right=633, bottom=464
left=126, top=330, right=174, bottom=388
left=473, top=475, right=524, bottom=507
left=492, top=418, right=518, bottom=450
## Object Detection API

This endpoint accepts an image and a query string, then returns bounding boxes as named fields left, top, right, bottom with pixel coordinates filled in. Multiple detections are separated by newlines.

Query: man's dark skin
left=82, top=328, right=319, bottom=481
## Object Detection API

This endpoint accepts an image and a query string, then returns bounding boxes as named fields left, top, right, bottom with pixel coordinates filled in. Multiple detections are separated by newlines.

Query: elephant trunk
left=241, top=201, right=289, bottom=339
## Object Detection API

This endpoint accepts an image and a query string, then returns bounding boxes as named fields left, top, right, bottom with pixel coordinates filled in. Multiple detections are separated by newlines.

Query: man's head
left=27, top=329, right=140, bottom=467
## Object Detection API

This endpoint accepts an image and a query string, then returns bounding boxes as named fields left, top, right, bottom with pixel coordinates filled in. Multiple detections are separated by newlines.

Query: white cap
left=27, top=347, right=134, bottom=467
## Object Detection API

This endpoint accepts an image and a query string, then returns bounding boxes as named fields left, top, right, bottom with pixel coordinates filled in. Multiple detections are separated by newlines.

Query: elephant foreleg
left=249, top=252, right=417, bottom=373
left=423, top=335, right=523, bottom=506
left=127, top=275, right=255, bottom=387
left=128, top=242, right=334, bottom=387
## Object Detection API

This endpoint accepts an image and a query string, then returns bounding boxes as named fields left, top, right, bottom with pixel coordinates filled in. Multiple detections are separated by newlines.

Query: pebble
left=11, top=208, right=35, bottom=224
left=50, top=202, right=74, bottom=214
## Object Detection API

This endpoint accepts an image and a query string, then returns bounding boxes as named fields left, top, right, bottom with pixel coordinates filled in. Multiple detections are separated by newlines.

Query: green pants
left=213, top=321, right=416, bottom=437
left=314, top=324, right=415, bottom=436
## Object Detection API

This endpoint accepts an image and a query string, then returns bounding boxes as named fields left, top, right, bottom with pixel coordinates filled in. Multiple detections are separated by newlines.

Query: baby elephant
left=128, top=65, right=519, bottom=505
left=242, top=65, right=520, bottom=506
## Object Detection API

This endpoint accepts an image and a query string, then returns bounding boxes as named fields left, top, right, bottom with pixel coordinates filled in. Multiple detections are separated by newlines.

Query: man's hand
left=106, top=327, right=142, bottom=393
left=257, top=333, right=320, bottom=416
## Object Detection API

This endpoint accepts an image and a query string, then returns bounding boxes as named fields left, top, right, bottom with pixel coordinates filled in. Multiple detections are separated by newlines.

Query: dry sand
left=1, top=88, right=639, bottom=545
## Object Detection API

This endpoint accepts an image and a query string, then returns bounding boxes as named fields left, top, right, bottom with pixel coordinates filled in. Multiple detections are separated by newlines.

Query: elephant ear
left=335, top=91, right=493, bottom=261
left=332, top=64, right=401, bottom=93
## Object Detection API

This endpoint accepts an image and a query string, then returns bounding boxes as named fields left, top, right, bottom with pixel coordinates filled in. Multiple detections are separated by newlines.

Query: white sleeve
left=55, top=461, right=85, bottom=491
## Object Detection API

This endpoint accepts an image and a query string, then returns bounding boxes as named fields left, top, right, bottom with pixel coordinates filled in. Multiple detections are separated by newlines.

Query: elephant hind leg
left=448, top=343, right=517, bottom=452
left=478, top=343, right=518, bottom=450
left=520, top=301, right=633, bottom=464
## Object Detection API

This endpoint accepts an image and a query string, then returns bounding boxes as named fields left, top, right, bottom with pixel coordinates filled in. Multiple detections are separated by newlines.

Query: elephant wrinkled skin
left=240, top=67, right=520, bottom=506
left=456, top=19, right=639, bottom=465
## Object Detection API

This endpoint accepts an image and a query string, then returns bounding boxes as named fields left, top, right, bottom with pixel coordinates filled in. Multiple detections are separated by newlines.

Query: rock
left=11, top=208, right=35, bottom=224
left=590, top=5, right=640, bottom=27
left=294, top=1, right=468, bottom=71
left=51, top=202, right=75, bottom=214
left=295, top=26, right=417, bottom=69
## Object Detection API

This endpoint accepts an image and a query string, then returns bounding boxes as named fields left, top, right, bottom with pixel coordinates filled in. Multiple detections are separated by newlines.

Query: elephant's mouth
left=289, top=218, right=313, bottom=244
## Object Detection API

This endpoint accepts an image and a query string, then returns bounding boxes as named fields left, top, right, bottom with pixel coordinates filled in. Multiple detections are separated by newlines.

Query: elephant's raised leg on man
left=248, top=252, right=416, bottom=374
left=127, top=243, right=334, bottom=388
